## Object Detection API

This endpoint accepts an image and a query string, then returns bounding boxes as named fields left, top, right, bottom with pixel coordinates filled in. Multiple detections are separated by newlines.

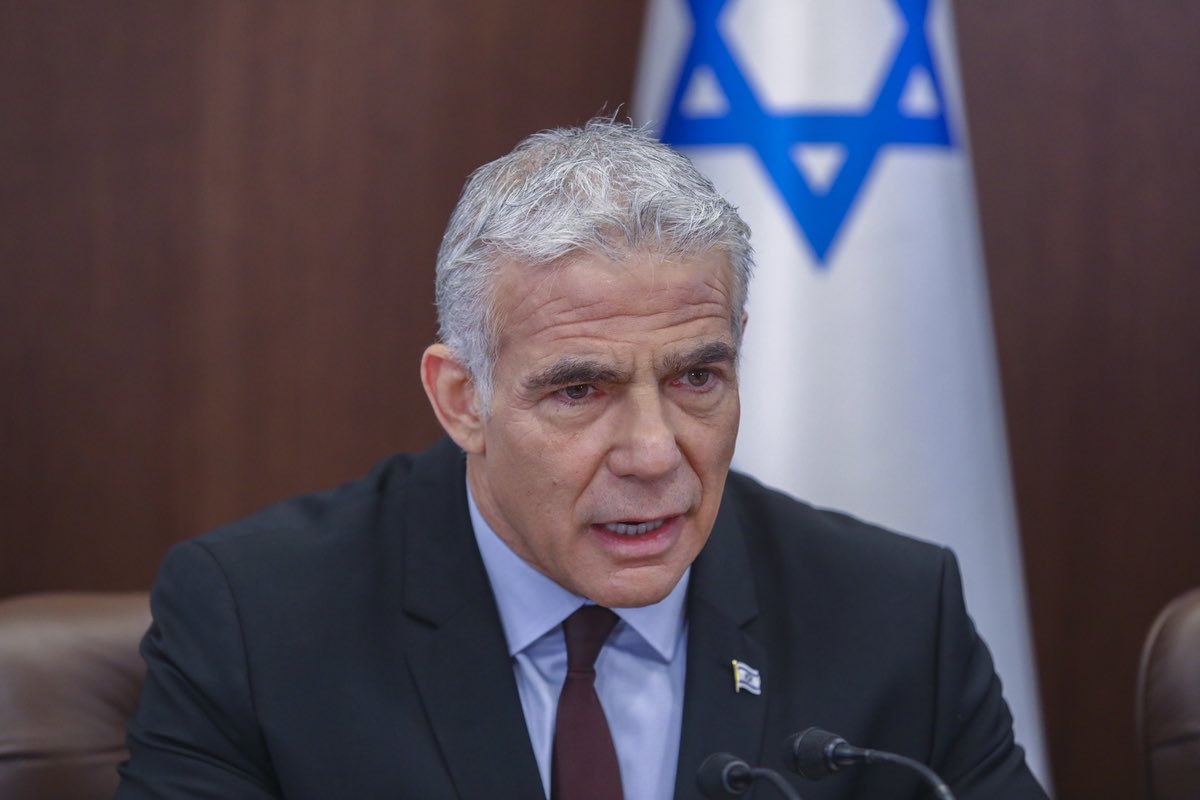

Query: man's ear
left=420, top=344, right=485, bottom=454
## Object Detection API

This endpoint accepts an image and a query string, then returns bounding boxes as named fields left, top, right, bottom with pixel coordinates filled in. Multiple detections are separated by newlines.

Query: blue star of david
left=660, top=0, right=955, bottom=265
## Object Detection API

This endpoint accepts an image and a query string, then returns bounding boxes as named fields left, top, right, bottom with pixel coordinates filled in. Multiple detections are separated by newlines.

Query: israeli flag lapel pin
left=732, top=659, right=762, bottom=695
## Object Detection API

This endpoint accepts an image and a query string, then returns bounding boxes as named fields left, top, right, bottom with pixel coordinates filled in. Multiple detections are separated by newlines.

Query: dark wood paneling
left=956, top=2, right=1200, bottom=797
left=0, top=1, right=646, bottom=595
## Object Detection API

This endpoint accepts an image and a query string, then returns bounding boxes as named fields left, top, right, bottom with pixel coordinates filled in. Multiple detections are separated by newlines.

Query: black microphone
left=782, top=728, right=956, bottom=800
left=697, top=752, right=806, bottom=800
left=697, top=752, right=754, bottom=797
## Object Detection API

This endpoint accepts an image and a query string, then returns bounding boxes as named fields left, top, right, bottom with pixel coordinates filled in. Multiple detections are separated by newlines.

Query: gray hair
left=435, top=118, right=753, bottom=409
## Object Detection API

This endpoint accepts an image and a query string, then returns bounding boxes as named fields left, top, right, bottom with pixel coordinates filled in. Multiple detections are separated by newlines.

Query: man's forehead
left=496, top=248, right=733, bottom=296
left=501, top=300, right=737, bottom=365
left=494, top=250, right=735, bottom=327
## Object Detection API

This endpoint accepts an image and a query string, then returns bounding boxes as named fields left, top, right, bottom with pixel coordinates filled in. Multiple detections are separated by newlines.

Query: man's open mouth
left=602, top=518, right=668, bottom=536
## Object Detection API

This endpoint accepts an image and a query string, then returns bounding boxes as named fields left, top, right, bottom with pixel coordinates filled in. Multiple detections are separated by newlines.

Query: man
left=118, top=120, right=1047, bottom=799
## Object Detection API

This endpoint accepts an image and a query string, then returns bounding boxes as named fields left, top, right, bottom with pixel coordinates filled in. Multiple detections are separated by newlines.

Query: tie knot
left=563, top=605, right=619, bottom=672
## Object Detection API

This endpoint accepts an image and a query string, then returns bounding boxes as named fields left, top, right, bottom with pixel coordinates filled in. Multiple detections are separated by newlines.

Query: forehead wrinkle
left=496, top=252, right=736, bottom=331
left=544, top=292, right=731, bottom=334
left=491, top=260, right=573, bottom=349
left=515, top=297, right=736, bottom=377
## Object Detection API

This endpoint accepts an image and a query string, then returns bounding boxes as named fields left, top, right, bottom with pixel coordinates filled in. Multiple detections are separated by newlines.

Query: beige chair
left=1137, top=587, right=1200, bottom=800
left=0, top=592, right=150, bottom=799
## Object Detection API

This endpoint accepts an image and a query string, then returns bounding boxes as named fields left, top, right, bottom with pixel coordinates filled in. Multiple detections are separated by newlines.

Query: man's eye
left=558, top=384, right=592, bottom=401
left=684, top=369, right=713, bottom=388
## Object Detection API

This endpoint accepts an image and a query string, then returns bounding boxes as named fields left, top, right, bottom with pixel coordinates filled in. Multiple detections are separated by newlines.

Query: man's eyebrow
left=522, top=358, right=631, bottom=392
left=658, top=341, right=738, bottom=375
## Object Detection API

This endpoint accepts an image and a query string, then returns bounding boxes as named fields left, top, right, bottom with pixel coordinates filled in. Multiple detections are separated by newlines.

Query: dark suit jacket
left=117, top=438, right=1046, bottom=799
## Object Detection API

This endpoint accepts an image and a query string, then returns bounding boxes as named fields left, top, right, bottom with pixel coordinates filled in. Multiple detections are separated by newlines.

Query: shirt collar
left=467, top=480, right=689, bottom=662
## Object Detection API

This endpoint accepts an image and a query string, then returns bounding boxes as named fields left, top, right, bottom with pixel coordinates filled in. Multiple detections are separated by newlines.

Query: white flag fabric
left=634, top=0, right=1049, bottom=784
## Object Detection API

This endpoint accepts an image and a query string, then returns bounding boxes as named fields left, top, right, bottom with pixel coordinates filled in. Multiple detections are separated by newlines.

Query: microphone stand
left=746, top=765, right=805, bottom=800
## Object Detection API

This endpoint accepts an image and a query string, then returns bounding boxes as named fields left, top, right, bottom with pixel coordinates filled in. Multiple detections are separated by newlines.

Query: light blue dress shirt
left=468, top=485, right=690, bottom=800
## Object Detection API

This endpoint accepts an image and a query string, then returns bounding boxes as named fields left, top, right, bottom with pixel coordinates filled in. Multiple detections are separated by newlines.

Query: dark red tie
left=551, top=605, right=623, bottom=800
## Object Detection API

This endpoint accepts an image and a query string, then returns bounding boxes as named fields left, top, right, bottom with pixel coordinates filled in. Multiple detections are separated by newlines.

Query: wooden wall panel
left=2, top=2, right=205, bottom=595
left=956, top=2, right=1200, bottom=798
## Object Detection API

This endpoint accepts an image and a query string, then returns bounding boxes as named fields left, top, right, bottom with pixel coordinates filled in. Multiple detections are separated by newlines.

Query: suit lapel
left=392, top=442, right=775, bottom=799
left=673, top=491, right=769, bottom=799
left=397, top=441, right=545, bottom=799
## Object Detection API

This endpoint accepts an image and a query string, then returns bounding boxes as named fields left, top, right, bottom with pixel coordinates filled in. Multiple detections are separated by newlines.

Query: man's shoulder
left=194, top=452, right=413, bottom=554
left=720, top=468, right=950, bottom=587
left=144, top=437, right=472, bottom=664
left=163, top=438, right=464, bottom=589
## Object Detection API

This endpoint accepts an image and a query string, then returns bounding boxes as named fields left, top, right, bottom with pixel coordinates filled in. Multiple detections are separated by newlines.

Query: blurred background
left=1, top=2, right=1197, bottom=797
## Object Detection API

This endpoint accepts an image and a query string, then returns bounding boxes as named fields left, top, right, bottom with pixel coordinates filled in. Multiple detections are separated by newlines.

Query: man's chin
left=585, top=565, right=685, bottom=609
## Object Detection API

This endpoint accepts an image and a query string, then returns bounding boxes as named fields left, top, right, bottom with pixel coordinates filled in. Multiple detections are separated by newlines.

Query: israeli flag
left=635, top=0, right=1048, bottom=785
left=733, top=659, right=763, bottom=695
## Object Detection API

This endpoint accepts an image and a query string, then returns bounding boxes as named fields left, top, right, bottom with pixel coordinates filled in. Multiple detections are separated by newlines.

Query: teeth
left=604, top=519, right=666, bottom=536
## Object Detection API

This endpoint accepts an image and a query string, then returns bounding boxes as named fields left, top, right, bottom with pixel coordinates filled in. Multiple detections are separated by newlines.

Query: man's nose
left=607, top=388, right=683, bottom=480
